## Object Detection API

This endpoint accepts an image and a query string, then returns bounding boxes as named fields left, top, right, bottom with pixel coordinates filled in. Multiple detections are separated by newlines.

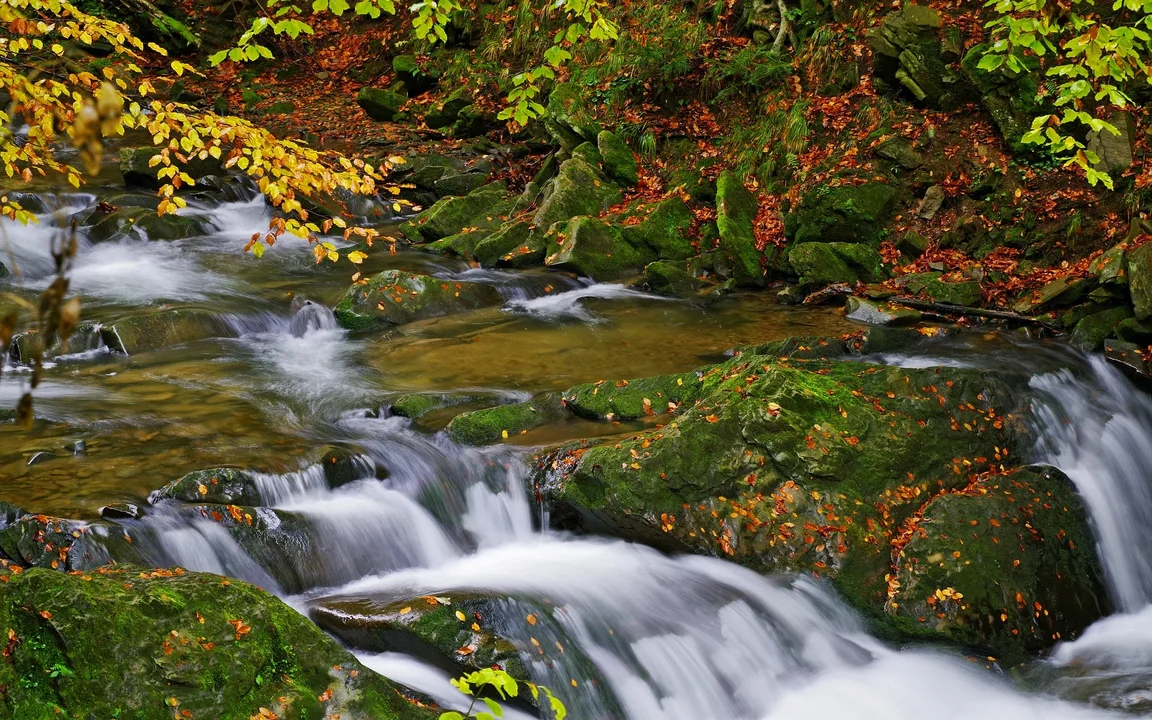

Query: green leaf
left=481, top=698, right=504, bottom=718
left=208, top=50, right=228, bottom=66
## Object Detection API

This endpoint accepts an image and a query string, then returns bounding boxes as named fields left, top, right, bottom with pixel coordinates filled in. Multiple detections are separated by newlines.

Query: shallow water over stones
left=3, top=185, right=1151, bottom=718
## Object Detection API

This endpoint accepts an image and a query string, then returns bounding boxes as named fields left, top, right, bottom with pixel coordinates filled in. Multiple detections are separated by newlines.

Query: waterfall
left=1029, top=355, right=1152, bottom=611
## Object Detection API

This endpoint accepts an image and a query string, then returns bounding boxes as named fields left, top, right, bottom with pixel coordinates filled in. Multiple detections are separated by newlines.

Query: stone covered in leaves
left=150, top=467, right=261, bottom=506
left=334, top=270, right=502, bottom=331
left=0, top=564, right=433, bottom=720
left=529, top=333, right=1106, bottom=660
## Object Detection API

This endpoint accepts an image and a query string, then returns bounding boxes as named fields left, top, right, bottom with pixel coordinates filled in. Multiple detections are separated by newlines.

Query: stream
left=2, top=180, right=1151, bottom=718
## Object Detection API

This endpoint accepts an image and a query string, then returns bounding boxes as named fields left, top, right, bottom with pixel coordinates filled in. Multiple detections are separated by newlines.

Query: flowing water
left=2, top=182, right=1152, bottom=718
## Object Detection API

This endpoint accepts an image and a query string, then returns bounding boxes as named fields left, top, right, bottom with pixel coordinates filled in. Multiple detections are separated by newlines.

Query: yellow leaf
left=455, top=610, right=466, bottom=622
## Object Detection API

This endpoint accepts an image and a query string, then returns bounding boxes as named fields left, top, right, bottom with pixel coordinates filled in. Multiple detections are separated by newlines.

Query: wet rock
left=357, top=87, right=407, bottom=121
left=1105, top=339, right=1150, bottom=383
left=597, top=130, right=639, bottom=186
left=786, top=181, right=898, bottom=245
left=532, top=343, right=1104, bottom=660
left=390, top=393, right=486, bottom=420
left=447, top=392, right=566, bottom=445
left=644, top=261, right=703, bottom=296
left=311, top=594, right=530, bottom=683
left=716, top=172, right=766, bottom=288
left=1070, top=306, right=1132, bottom=351
left=404, top=183, right=512, bottom=242
left=888, top=466, right=1107, bottom=662
left=1114, top=317, right=1152, bottom=345
left=1127, top=243, right=1152, bottom=319
left=334, top=270, right=502, bottom=331
left=893, top=271, right=941, bottom=294
left=0, top=565, right=433, bottom=719
left=0, top=514, right=143, bottom=570
left=151, top=468, right=262, bottom=506
left=65, top=440, right=86, bottom=457
left=427, top=228, right=489, bottom=259
left=623, top=197, right=696, bottom=261
left=119, top=147, right=223, bottom=190
left=100, top=309, right=231, bottom=354
left=315, top=445, right=375, bottom=486
left=544, top=216, right=655, bottom=281
left=0, top=260, right=7, bottom=278
left=533, top=158, right=621, bottom=230
left=473, top=219, right=533, bottom=267
left=924, top=278, right=982, bottom=307
left=99, top=503, right=143, bottom=520
left=844, top=297, right=922, bottom=326
left=75, top=205, right=209, bottom=242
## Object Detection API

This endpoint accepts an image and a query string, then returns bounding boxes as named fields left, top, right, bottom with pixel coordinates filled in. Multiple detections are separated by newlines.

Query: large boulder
left=544, top=216, right=655, bottom=280
left=533, top=158, right=621, bottom=230
left=788, top=242, right=885, bottom=288
left=622, top=197, right=696, bottom=260
left=786, top=181, right=898, bottom=245
left=404, top=183, right=512, bottom=242
left=531, top=336, right=1107, bottom=661
left=597, top=130, right=639, bottom=186
left=357, top=87, right=408, bottom=121
left=0, top=564, right=432, bottom=720
left=334, top=270, right=502, bottom=331
left=716, top=172, right=765, bottom=287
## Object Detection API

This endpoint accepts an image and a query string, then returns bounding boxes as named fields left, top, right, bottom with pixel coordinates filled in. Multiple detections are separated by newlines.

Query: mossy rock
left=887, top=466, right=1107, bottom=664
left=622, top=197, right=696, bottom=261
left=451, top=105, right=496, bottom=138
left=644, top=261, right=703, bottom=296
left=1089, top=244, right=1128, bottom=286
left=432, top=172, right=490, bottom=198
left=1127, top=242, right=1152, bottom=320
left=390, top=393, right=486, bottom=419
left=0, top=515, right=144, bottom=571
left=151, top=468, right=261, bottom=506
left=101, top=310, right=231, bottom=354
left=788, top=242, right=857, bottom=287
left=531, top=343, right=1104, bottom=658
left=0, top=564, right=434, bottom=720
left=716, top=172, right=770, bottom=287
left=427, top=228, right=490, bottom=259
left=960, top=44, right=1046, bottom=151
left=357, top=87, right=407, bottom=121
left=571, top=141, right=603, bottom=167
left=407, top=184, right=512, bottom=242
left=597, top=130, right=639, bottom=186
left=424, top=93, right=472, bottom=129
left=786, top=182, right=898, bottom=245
left=393, top=54, right=439, bottom=95
left=1070, top=306, right=1133, bottom=351
left=75, top=205, right=209, bottom=242
left=334, top=270, right=502, bottom=331
left=924, top=278, right=982, bottom=307
left=564, top=372, right=701, bottom=421
left=532, top=158, right=622, bottom=230
left=544, top=216, right=655, bottom=281
left=119, top=147, right=223, bottom=190
left=473, top=219, right=533, bottom=267
left=311, top=594, right=530, bottom=684
left=447, top=393, right=567, bottom=445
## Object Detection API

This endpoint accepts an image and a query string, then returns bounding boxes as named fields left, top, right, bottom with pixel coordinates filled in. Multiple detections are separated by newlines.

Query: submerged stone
left=100, top=310, right=231, bottom=354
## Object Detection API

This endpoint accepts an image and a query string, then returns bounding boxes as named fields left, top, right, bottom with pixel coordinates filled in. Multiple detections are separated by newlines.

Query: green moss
left=564, top=372, right=701, bottom=421
left=334, top=270, right=502, bottom=331
left=597, top=130, right=639, bottom=186
left=447, top=393, right=567, bottom=445
left=473, top=220, right=533, bottom=267
left=786, top=182, right=898, bottom=245
left=716, top=172, right=765, bottom=287
left=409, top=184, right=512, bottom=242
left=0, top=565, right=434, bottom=720
left=390, top=393, right=484, bottom=419
left=532, top=159, right=621, bottom=229
left=100, top=310, right=230, bottom=355
left=544, top=216, right=655, bottom=280
left=644, top=261, right=703, bottom=296
left=357, top=87, right=407, bottom=122
left=622, top=198, right=696, bottom=260
left=788, top=243, right=858, bottom=287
